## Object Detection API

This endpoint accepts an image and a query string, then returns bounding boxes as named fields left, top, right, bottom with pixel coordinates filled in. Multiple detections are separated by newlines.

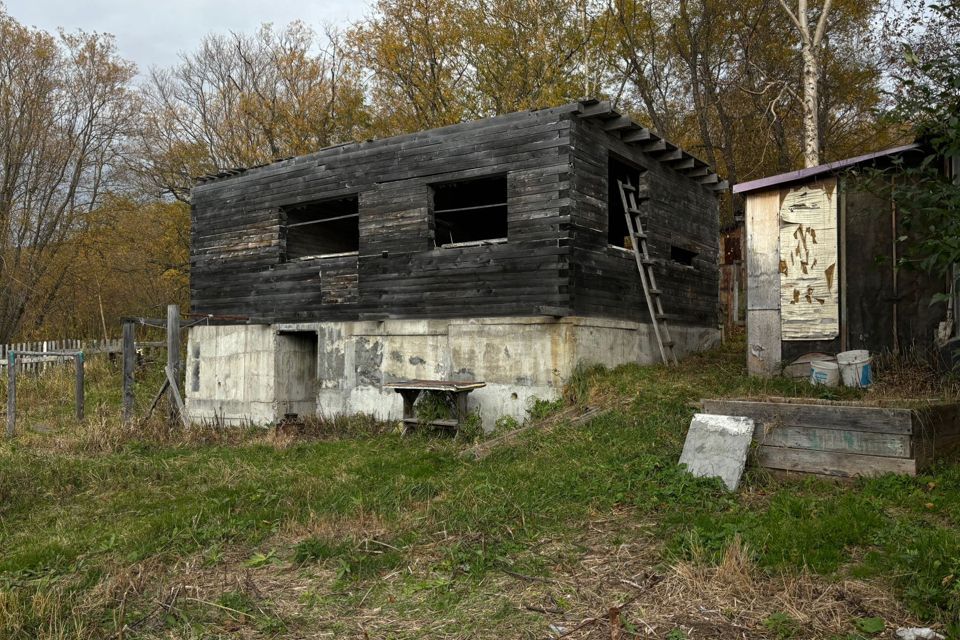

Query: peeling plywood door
left=779, top=178, right=839, bottom=340
left=746, top=190, right=782, bottom=376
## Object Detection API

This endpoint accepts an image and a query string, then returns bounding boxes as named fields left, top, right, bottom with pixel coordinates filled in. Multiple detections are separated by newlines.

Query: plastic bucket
left=837, top=350, right=872, bottom=388
left=809, top=360, right=840, bottom=386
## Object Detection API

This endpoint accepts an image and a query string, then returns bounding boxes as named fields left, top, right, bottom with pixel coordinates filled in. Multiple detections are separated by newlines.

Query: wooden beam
left=576, top=100, right=614, bottom=118
left=602, top=116, right=635, bottom=132
left=711, top=180, right=730, bottom=192
left=75, top=353, right=84, bottom=421
left=620, top=128, right=651, bottom=143
left=6, top=351, right=15, bottom=438
left=640, top=140, right=667, bottom=153
left=122, top=322, right=136, bottom=424
left=167, top=304, right=181, bottom=424
left=682, top=165, right=710, bottom=178
left=699, top=173, right=720, bottom=185
left=535, top=305, right=570, bottom=317
left=655, top=148, right=684, bottom=162
left=165, top=365, right=190, bottom=428
left=669, top=157, right=696, bottom=169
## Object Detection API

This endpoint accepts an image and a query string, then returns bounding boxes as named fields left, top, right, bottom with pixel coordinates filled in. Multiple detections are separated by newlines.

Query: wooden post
left=6, top=351, right=15, bottom=438
left=122, top=321, right=136, bottom=423
left=167, top=304, right=181, bottom=423
left=75, top=352, right=85, bottom=421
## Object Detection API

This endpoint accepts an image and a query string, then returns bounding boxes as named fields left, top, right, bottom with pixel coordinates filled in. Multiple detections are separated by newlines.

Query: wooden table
left=384, top=380, right=486, bottom=433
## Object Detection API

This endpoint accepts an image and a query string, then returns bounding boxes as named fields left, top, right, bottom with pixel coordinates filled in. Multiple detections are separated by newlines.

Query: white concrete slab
left=679, top=413, right=755, bottom=490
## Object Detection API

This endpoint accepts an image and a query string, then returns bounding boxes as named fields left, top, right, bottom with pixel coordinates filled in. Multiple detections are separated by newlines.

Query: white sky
left=2, top=0, right=370, bottom=74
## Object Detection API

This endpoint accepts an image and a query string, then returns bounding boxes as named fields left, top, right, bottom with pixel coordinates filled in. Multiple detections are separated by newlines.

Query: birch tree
left=778, top=0, right=833, bottom=167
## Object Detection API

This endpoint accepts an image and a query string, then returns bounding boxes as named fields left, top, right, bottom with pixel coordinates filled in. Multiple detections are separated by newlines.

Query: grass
left=1, top=339, right=959, bottom=638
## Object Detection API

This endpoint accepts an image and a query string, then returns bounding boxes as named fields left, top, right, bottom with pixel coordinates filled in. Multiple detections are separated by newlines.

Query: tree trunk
left=778, top=0, right=832, bottom=168
left=801, top=47, right=820, bottom=167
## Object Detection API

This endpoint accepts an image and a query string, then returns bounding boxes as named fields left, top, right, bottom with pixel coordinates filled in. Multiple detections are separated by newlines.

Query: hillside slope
left=1, top=341, right=958, bottom=638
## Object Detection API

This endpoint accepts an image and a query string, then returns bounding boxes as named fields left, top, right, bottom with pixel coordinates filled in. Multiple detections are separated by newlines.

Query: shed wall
left=746, top=174, right=945, bottom=375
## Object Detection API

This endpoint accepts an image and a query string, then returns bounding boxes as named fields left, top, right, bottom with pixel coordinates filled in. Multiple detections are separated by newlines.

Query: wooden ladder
left=617, top=177, right=677, bottom=365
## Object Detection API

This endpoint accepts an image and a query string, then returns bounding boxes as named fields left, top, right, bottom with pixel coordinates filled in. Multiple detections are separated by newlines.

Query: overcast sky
left=2, top=0, right=370, bottom=74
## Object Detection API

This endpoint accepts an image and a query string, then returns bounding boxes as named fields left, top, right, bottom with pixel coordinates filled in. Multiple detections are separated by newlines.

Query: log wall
left=191, top=103, right=721, bottom=324
left=567, top=117, right=720, bottom=325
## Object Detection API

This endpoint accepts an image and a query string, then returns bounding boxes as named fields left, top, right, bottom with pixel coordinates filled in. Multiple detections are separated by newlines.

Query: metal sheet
left=779, top=179, right=839, bottom=340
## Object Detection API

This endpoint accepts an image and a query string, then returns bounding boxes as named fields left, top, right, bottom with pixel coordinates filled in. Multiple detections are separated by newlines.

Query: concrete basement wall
left=185, top=317, right=719, bottom=428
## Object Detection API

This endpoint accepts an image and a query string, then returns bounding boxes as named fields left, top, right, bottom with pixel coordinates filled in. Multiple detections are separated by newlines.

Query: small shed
left=734, top=145, right=947, bottom=376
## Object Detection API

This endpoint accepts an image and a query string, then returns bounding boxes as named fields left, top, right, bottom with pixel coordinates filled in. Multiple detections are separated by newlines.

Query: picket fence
left=0, top=339, right=123, bottom=374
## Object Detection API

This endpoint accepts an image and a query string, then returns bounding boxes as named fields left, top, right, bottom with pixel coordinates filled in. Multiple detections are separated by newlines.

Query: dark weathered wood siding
left=567, top=118, right=720, bottom=326
left=191, top=104, right=720, bottom=324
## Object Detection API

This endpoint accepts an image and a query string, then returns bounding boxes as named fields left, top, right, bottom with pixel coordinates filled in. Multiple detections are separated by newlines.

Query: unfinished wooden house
left=185, top=100, right=726, bottom=426
left=736, top=144, right=950, bottom=377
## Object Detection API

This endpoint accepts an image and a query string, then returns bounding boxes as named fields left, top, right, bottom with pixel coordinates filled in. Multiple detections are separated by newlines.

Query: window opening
left=671, top=245, right=698, bottom=266
left=432, top=175, right=508, bottom=247
left=282, top=195, right=359, bottom=260
left=608, top=155, right=645, bottom=249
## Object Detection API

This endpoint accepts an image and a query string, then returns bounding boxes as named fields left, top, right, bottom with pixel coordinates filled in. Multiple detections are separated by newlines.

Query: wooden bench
left=384, top=380, right=486, bottom=433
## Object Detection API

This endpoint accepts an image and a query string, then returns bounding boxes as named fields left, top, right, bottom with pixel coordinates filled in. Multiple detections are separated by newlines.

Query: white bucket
left=837, top=350, right=872, bottom=388
left=809, top=360, right=839, bottom=386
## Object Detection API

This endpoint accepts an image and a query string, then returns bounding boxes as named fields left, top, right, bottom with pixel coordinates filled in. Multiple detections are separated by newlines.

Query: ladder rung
left=641, top=258, right=655, bottom=265
left=648, top=288, right=662, bottom=295
left=620, top=183, right=636, bottom=192
left=632, top=231, right=647, bottom=240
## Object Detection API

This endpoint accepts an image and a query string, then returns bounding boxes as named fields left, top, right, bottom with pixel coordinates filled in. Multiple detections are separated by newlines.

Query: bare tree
left=0, top=11, right=137, bottom=342
left=137, top=22, right=367, bottom=202
left=778, top=0, right=833, bottom=167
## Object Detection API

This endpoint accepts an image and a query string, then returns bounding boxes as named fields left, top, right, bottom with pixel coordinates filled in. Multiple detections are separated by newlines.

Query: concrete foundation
left=185, top=316, right=720, bottom=428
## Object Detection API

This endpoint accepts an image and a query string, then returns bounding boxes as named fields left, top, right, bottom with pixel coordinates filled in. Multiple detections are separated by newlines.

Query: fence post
left=6, top=351, right=15, bottom=438
left=122, top=322, right=136, bottom=423
left=75, top=352, right=85, bottom=421
left=167, top=305, right=181, bottom=424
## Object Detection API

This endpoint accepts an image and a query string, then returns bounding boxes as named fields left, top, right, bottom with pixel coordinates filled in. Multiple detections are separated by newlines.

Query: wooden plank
left=745, top=190, right=781, bottom=310
left=745, top=189, right=782, bottom=375
left=402, top=417, right=459, bottom=428
left=6, top=351, right=15, bottom=438
left=746, top=309, right=782, bottom=377
left=620, top=128, right=651, bottom=143
left=384, top=380, right=486, bottom=392
left=122, top=322, right=135, bottom=423
left=165, top=366, right=189, bottom=428
left=701, top=399, right=914, bottom=435
left=167, top=305, right=181, bottom=423
left=754, top=423, right=911, bottom=458
left=75, top=353, right=84, bottom=421
left=757, top=445, right=916, bottom=477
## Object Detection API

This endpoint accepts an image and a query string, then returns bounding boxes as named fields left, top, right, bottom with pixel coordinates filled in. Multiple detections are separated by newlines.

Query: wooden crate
left=701, top=398, right=960, bottom=477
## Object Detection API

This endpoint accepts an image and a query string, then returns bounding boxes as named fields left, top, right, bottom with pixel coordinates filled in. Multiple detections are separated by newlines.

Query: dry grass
left=2, top=341, right=958, bottom=638
left=67, top=507, right=918, bottom=639
left=871, top=344, right=960, bottom=401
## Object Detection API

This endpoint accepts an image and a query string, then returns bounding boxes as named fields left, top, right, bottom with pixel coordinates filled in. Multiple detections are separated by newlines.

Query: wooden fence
left=0, top=339, right=122, bottom=374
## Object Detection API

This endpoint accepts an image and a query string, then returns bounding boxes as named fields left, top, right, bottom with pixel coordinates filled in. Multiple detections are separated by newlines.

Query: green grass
left=1, top=340, right=960, bottom=638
